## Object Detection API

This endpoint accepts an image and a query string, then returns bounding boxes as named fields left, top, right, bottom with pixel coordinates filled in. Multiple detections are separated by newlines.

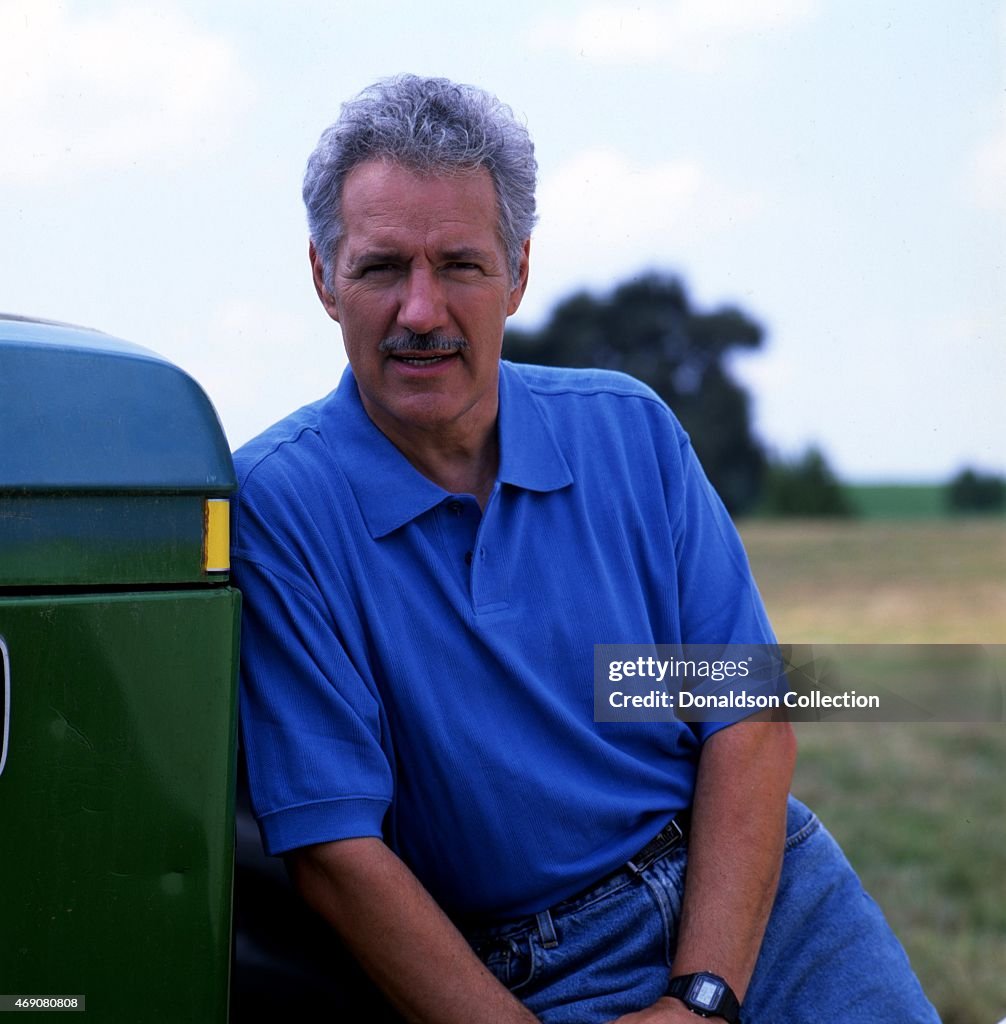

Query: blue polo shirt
left=233, top=361, right=776, bottom=918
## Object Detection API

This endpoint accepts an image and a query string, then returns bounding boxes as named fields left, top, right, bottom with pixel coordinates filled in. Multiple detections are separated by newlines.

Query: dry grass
left=740, top=518, right=1006, bottom=643
left=737, top=519, right=1006, bottom=1023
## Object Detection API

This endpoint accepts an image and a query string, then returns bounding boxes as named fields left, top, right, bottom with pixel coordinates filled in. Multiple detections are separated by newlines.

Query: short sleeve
left=233, top=491, right=394, bottom=856
left=672, top=439, right=776, bottom=643
left=670, top=435, right=780, bottom=740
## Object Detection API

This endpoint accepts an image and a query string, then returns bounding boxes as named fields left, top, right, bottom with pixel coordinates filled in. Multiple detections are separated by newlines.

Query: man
left=233, top=75, right=940, bottom=1023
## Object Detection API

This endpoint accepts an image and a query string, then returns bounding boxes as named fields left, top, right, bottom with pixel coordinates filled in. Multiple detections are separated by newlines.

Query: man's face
left=311, top=159, right=529, bottom=445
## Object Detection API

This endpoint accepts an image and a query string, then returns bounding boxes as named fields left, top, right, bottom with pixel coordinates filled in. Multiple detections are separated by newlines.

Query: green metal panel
left=0, top=317, right=235, bottom=587
left=0, top=589, right=240, bottom=1022
left=0, top=495, right=205, bottom=587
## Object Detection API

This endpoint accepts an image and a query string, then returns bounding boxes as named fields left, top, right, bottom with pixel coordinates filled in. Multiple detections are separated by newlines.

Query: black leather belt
left=624, top=809, right=691, bottom=875
left=460, top=810, right=691, bottom=941
left=533, top=810, right=691, bottom=938
left=549, top=808, right=692, bottom=915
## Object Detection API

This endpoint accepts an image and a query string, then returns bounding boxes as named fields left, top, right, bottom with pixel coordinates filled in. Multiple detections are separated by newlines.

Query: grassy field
left=843, top=483, right=950, bottom=520
left=738, top=519, right=1006, bottom=1023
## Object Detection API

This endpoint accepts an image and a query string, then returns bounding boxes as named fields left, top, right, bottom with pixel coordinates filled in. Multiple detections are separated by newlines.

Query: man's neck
left=374, top=416, right=500, bottom=510
left=410, top=433, right=498, bottom=509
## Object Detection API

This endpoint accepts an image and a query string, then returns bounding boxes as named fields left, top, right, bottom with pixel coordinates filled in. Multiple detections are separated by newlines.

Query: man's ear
left=309, top=241, right=340, bottom=322
left=506, top=238, right=531, bottom=317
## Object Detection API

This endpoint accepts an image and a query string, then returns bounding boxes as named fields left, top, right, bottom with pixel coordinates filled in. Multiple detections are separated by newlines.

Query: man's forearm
left=288, top=836, right=539, bottom=1024
left=671, top=718, right=797, bottom=999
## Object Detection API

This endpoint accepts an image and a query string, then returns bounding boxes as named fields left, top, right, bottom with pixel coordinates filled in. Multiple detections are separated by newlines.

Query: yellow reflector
left=204, top=498, right=231, bottom=573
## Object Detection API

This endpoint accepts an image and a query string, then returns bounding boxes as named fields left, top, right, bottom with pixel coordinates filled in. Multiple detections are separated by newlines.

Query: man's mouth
left=391, top=351, right=456, bottom=367
left=379, top=332, right=470, bottom=363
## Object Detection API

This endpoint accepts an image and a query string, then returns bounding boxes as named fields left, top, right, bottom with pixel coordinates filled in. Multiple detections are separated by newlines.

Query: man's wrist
left=666, top=973, right=741, bottom=1022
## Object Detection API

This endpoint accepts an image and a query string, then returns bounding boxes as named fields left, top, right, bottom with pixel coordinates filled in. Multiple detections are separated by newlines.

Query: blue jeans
left=462, top=797, right=941, bottom=1023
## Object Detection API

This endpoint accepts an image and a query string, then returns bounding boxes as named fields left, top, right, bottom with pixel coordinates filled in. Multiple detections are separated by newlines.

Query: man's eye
left=363, top=264, right=396, bottom=275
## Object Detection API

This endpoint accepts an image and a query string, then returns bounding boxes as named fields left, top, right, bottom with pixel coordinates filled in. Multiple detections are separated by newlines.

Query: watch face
left=690, top=975, right=725, bottom=1010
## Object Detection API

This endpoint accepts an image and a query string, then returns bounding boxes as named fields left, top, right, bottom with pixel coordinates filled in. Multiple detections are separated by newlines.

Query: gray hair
left=303, top=74, right=537, bottom=288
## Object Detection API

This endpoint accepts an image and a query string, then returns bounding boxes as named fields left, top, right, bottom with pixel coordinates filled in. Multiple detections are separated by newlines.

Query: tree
left=758, top=447, right=853, bottom=517
left=946, top=467, right=1006, bottom=515
left=504, top=272, right=767, bottom=514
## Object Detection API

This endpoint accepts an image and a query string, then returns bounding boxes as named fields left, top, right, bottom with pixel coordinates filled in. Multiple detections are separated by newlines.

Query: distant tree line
left=757, top=447, right=852, bottom=517
left=504, top=272, right=766, bottom=515
left=946, top=468, right=1005, bottom=515
left=504, top=271, right=1004, bottom=518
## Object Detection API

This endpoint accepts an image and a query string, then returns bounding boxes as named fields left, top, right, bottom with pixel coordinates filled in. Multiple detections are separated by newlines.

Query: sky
left=2, top=0, right=1003, bottom=482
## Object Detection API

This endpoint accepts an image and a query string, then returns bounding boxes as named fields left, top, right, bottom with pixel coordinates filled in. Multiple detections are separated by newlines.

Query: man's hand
left=609, top=995, right=708, bottom=1022
left=288, top=836, right=539, bottom=1024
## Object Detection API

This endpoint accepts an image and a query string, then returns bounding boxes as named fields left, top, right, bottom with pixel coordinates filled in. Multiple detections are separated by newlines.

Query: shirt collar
left=496, top=360, right=574, bottom=492
left=325, top=361, right=573, bottom=539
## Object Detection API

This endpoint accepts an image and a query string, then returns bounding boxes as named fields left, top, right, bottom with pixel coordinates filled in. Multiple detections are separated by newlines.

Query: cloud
left=969, top=124, right=1006, bottom=213
left=531, top=0, right=819, bottom=70
left=518, top=148, right=762, bottom=321
left=736, top=308, right=1006, bottom=480
left=539, top=147, right=761, bottom=244
left=0, top=0, right=254, bottom=184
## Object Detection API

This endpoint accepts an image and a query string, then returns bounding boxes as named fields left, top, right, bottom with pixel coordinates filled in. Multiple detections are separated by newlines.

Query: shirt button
left=448, top=500, right=463, bottom=515
left=465, top=550, right=473, bottom=566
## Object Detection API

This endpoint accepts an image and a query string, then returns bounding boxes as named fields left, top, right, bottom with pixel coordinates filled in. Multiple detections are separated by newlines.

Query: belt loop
left=536, top=909, right=559, bottom=949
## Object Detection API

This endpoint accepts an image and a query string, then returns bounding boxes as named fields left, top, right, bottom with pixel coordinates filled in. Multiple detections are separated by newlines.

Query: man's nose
left=397, top=268, right=448, bottom=335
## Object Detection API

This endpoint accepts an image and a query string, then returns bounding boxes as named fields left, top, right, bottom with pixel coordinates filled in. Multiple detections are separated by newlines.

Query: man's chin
left=367, top=394, right=472, bottom=436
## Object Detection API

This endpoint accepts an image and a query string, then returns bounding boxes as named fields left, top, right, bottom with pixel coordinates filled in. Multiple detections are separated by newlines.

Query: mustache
left=379, top=332, right=470, bottom=355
